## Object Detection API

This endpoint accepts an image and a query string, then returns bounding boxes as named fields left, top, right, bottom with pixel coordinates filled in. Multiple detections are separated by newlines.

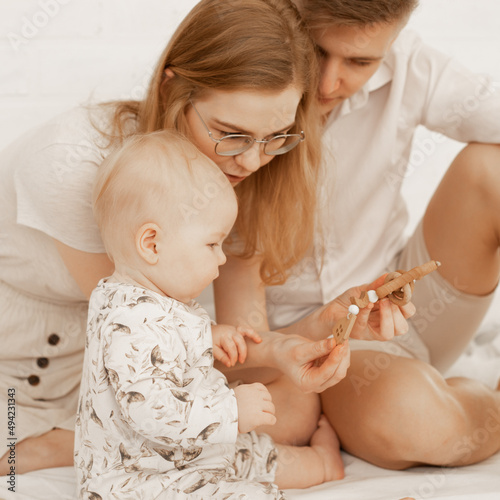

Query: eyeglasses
left=189, top=100, right=305, bottom=157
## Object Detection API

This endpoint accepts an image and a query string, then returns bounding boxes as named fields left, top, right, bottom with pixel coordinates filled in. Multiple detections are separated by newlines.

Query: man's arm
left=412, top=35, right=500, bottom=144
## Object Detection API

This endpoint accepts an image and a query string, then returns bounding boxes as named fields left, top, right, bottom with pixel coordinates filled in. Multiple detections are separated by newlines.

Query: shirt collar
left=368, top=59, right=394, bottom=91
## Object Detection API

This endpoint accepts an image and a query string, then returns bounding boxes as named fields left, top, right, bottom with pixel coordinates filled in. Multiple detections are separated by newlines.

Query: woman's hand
left=318, top=274, right=416, bottom=342
left=270, top=334, right=350, bottom=394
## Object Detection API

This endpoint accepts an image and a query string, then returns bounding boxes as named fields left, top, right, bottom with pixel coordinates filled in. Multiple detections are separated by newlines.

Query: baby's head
left=93, top=130, right=238, bottom=302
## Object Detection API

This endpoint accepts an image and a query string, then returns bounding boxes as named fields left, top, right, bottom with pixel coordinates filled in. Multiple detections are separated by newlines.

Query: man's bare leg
left=425, top=143, right=500, bottom=296
left=422, top=143, right=500, bottom=371
left=314, top=144, right=500, bottom=470
left=319, top=144, right=500, bottom=470
left=0, top=429, right=74, bottom=475
left=321, top=351, right=500, bottom=469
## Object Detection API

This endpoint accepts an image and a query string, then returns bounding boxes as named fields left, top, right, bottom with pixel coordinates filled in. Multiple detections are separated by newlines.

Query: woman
left=0, top=0, right=408, bottom=477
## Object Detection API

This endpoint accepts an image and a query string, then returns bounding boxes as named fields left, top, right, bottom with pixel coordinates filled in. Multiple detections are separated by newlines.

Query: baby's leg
left=274, top=415, right=344, bottom=489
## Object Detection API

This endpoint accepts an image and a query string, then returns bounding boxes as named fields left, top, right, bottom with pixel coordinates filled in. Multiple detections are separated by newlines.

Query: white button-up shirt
left=266, top=30, right=500, bottom=330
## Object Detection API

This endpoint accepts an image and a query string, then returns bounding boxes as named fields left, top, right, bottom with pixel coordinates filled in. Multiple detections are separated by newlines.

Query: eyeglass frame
left=189, top=99, right=305, bottom=157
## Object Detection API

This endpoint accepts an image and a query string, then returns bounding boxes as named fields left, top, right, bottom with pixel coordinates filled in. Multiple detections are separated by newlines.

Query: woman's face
left=185, top=87, right=302, bottom=186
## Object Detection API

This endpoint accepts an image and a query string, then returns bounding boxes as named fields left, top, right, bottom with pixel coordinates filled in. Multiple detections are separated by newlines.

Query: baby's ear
left=136, top=223, right=160, bottom=265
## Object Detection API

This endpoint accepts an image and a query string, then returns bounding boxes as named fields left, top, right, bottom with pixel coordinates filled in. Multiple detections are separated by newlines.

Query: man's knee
left=453, top=143, right=500, bottom=198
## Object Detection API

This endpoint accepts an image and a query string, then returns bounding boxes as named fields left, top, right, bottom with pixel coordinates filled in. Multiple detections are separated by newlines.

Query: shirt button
left=37, top=357, right=49, bottom=369
left=28, top=375, right=40, bottom=386
left=48, top=333, right=60, bottom=345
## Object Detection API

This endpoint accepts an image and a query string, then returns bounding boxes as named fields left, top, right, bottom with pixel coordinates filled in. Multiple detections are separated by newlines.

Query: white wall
left=403, top=1, right=500, bottom=233
left=1, top=0, right=498, bottom=150
left=1, top=0, right=199, bottom=149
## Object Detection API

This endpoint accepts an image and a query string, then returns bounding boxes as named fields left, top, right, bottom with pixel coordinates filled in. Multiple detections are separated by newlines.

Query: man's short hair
left=299, top=0, right=419, bottom=28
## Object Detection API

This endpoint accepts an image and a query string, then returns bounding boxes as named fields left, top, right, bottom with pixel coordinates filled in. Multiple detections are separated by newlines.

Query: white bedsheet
left=2, top=451, right=500, bottom=500
left=2, top=446, right=499, bottom=499
left=2, top=326, right=499, bottom=500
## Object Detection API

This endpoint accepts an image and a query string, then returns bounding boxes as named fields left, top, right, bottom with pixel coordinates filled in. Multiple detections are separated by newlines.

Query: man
left=267, top=0, right=500, bottom=469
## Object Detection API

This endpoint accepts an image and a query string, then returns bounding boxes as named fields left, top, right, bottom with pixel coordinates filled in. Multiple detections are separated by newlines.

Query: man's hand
left=319, top=274, right=416, bottom=342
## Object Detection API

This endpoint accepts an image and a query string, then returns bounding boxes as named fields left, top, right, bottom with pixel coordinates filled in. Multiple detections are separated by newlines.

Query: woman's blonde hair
left=98, top=0, right=321, bottom=285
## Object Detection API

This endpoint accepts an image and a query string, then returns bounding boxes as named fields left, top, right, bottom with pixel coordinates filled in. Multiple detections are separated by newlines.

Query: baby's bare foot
left=310, top=415, right=345, bottom=482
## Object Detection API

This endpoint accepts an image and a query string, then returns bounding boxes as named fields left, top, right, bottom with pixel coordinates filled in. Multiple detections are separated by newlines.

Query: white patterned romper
left=75, top=280, right=284, bottom=499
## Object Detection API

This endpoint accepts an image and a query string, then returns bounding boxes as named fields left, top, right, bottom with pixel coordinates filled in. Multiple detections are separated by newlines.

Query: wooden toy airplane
left=332, top=260, right=441, bottom=344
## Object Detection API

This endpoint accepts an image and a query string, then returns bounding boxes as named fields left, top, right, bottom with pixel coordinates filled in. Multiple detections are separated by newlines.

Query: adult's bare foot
left=310, top=414, right=345, bottom=482
left=0, top=428, right=74, bottom=475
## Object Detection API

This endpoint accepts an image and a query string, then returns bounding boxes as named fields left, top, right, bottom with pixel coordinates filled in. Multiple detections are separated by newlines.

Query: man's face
left=311, top=20, right=403, bottom=115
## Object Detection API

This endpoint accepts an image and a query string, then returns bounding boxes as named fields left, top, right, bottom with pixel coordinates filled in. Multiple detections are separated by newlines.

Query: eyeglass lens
left=215, top=135, right=303, bottom=157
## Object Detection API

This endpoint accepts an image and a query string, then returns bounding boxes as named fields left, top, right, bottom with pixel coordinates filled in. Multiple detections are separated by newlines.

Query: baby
left=74, top=130, right=342, bottom=499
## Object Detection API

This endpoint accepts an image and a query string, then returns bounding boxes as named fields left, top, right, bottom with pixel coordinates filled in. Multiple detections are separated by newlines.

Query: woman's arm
left=214, top=254, right=410, bottom=341
left=215, top=255, right=415, bottom=393
left=214, top=254, right=350, bottom=393
left=214, top=252, right=269, bottom=330
left=53, top=239, right=114, bottom=299
left=214, top=253, right=283, bottom=383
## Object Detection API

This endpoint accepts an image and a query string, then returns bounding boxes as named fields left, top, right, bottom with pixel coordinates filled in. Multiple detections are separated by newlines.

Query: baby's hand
left=233, top=383, right=276, bottom=433
left=212, top=324, right=262, bottom=367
